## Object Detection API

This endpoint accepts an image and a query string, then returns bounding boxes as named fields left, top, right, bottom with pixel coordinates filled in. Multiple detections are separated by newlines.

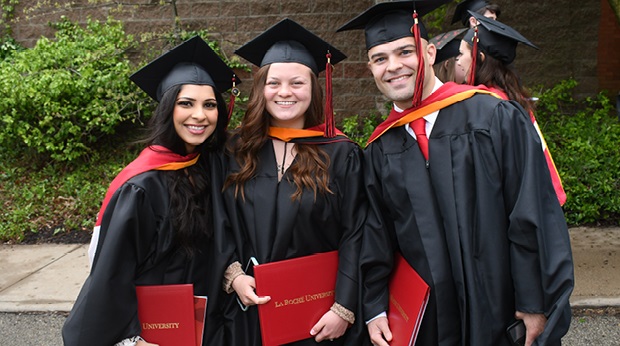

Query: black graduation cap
left=336, top=0, right=451, bottom=50
left=463, top=11, right=538, bottom=64
left=234, top=18, right=346, bottom=75
left=130, top=36, right=240, bottom=101
left=430, top=28, right=467, bottom=64
left=451, top=0, right=489, bottom=26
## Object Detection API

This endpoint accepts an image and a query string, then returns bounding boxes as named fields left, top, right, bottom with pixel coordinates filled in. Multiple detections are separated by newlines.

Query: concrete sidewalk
left=0, top=244, right=88, bottom=312
left=0, top=227, right=618, bottom=313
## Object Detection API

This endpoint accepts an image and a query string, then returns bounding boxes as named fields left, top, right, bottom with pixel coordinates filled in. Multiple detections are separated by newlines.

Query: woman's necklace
left=274, top=140, right=295, bottom=181
left=277, top=142, right=288, bottom=175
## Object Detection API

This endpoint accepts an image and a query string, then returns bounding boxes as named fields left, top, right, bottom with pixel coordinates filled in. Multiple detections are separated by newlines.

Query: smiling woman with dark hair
left=62, top=36, right=238, bottom=346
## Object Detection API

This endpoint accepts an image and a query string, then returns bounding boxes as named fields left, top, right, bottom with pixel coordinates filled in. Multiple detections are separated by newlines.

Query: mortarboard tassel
left=412, top=11, right=425, bottom=107
left=324, top=51, right=336, bottom=138
left=466, top=26, right=479, bottom=85
left=227, top=74, right=240, bottom=129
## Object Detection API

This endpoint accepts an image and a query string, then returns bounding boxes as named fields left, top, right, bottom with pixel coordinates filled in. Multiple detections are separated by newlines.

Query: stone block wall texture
left=5, top=0, right=618, bottom=118
left=598, top=0, right=620, bottom=94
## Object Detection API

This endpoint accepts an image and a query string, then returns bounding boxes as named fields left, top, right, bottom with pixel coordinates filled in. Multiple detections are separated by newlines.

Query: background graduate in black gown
left=434, top=0, right=502, bottom=84
left=220, top=18, right=369, bottom=346
left=456, top=11, right=567, bottom=206
left=337, top=1, right=574, bottom=346
left=452, top=0, right=501, bottom=28
left=62, top=36, right=238, bottom=346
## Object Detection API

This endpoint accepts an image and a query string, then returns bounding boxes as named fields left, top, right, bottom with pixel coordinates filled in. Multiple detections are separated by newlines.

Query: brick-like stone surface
left=6, top=0, right=617, bottom=116
left=598, top=0, right=620, bottom=93
left=221, top=1, right=251, bottom=17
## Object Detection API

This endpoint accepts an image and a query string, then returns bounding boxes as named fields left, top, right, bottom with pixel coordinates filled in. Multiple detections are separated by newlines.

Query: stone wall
left=5, top=0, right=615, bottom=118
left=598, top=0, right=620, bottom=94
left=496, top=0, right=602, bottom=98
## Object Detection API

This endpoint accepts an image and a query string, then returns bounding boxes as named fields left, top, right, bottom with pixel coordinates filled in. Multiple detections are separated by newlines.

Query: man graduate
left=337, top=1, right=574, bottom=346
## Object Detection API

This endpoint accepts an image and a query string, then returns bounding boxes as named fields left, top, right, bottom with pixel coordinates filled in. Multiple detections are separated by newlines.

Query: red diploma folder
left=194, top=295, right=208, bottom=346
left=254, top=251, right=339, bottom=346
left=388, top=253, right=430, bottom=346
left=136, top=284, right=207, bottom=346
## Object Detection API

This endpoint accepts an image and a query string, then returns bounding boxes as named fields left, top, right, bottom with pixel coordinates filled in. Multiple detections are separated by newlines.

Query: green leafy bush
left=0, top=16, right=143, bottom=162
left=0, top=35, right=23, bottom=60
left=534, top=79, right=620, bottom=225
left=341, top=114, right=382, bottom=147
left=0, top=141, right=139, bottom=242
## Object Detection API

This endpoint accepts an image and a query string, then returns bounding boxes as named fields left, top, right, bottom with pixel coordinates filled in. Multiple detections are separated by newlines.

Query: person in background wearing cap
left=430, top=28, right=467, bottom=83
left=452, top=0, right=501, bottom=28
left=456, top=11, right=567, bottom=206
left=337, top=1, right=573, bottom=346
left=62, top=36, right=238, bottom=346
left=219, top=18, right=369, bottom=345
left=449, top=0, right=502, bottom=84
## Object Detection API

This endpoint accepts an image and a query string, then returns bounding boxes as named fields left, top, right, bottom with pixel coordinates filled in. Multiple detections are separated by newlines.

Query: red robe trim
left=366, top=82, right=502, bottom=146
left=95, top=145, right=200, bottom=226
left=487, top=87, right=567, bottom=206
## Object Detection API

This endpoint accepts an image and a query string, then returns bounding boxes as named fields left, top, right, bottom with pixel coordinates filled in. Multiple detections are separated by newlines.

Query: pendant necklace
left=277, top=142, right=288, bottom=175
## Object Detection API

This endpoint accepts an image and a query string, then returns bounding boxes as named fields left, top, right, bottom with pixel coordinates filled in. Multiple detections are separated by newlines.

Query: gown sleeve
left=332, top=145, right=367, bottom=318
left=62, top=181, right=163, bottom=346
left=359, top=141, right=397, bottom=321
left=492, top=101, right=574, bottom=344
left=203, top=151, right=239, bottom=345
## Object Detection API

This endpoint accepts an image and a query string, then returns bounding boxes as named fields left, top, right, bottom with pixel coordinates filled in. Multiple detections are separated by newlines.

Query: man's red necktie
left=410, top=118, right=429, bottom=160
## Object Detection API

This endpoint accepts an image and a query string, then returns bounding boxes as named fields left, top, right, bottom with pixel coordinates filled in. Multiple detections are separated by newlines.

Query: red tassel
left=324, top=52, right=335, bottom=138
left=412, top=11, right=425, bottom=107
left=227, top=75, right=239, bottom=129
left=467, top=27, right=478, bottom=86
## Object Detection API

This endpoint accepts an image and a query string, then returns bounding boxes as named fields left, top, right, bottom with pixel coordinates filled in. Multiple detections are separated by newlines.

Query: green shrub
left=341, top=113, right=382, bottom=147
left=0, top=16, right=143, bottom=162
left=0, top=141, right=139, bottom=242
left=0, top=35, right=23, bottom=60
left=534, top=79, right=620, bottom=225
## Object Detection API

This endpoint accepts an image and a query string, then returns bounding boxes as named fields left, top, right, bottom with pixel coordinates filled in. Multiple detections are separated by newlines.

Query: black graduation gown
left=361, top=95, right=574, bottom=346
left=222, top=137, right=370, bottom=346
left=62, top=154, right=234, bottom=346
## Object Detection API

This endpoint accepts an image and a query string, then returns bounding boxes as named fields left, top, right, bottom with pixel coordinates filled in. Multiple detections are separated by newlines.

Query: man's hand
left=367, top=316, right=392, bottom=346
left=515, top=311, right=547, bottom=346
left=136, top=339, right=158, bottom=346
left=231, top=274, right=271, bottom=306
left=310, top=310, right=349, bottom=342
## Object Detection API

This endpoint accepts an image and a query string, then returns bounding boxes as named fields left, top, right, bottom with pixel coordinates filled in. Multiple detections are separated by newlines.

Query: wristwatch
left=115, top=336, right=144, bottom=346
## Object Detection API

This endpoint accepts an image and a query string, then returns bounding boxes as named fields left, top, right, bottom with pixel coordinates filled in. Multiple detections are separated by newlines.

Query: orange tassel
left=324, top=52, right=335, bottom=138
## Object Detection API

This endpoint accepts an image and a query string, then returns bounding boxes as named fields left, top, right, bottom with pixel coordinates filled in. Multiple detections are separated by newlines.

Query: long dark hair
left=142, top=84, right=228, bottom=255
left=477, top=3, right=501, bottom=18
left=224, top=64, right=331, bottom=201
left=474, top=51, right=534, bottom=114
